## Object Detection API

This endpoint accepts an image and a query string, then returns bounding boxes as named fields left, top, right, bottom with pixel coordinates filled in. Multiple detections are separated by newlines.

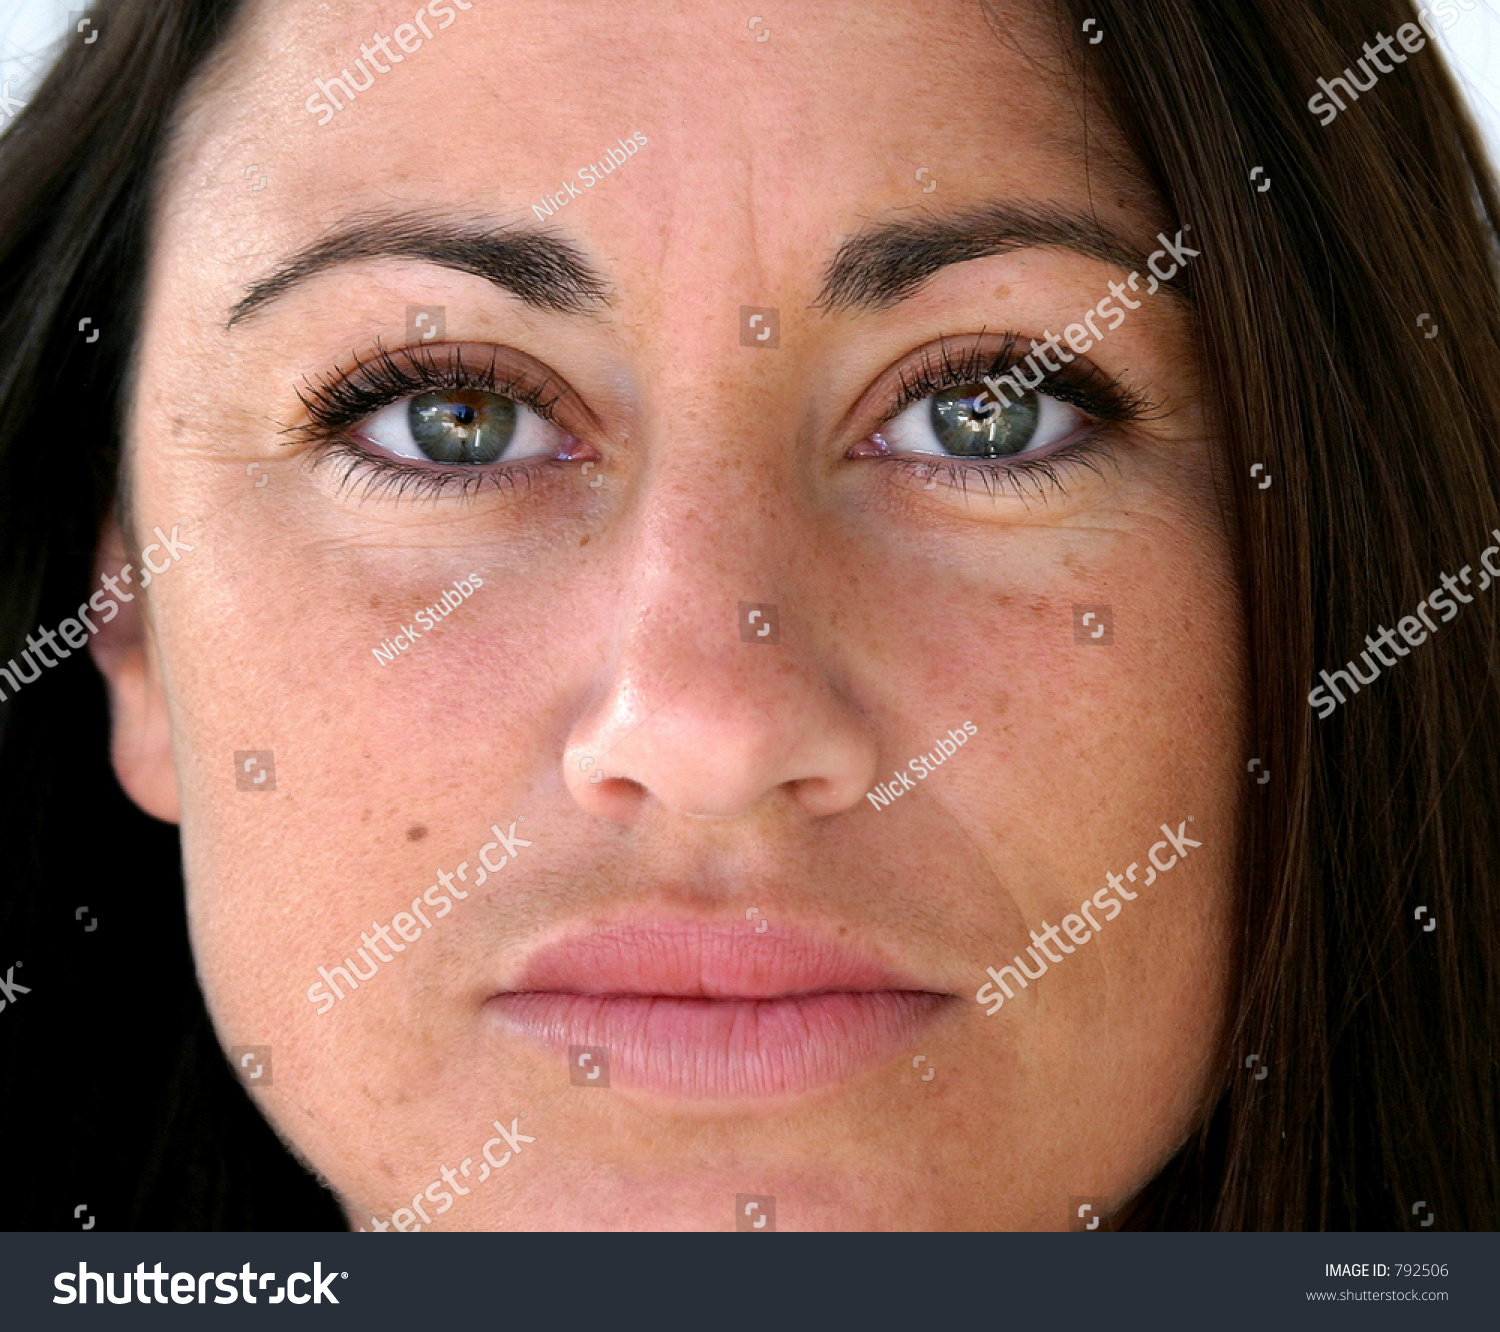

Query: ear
left=88, top=517, right=180, bottom=823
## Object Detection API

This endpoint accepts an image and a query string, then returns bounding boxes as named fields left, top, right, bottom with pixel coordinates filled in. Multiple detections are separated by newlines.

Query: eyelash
left=289, top=333, right=1152, bottom=503
left=878, top=334, right=1150, bottom=503
left=291, top=341, right=572, bottom=502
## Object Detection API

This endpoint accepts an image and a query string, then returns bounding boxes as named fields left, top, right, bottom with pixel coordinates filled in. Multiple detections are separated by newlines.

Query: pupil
left=930, top=384, right=1039, bottom=458
left=408, top=390, right=516, bottom=464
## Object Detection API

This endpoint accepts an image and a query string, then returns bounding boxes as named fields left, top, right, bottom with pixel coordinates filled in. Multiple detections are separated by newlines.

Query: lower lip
left=487, top=990, right=949, bottom=1098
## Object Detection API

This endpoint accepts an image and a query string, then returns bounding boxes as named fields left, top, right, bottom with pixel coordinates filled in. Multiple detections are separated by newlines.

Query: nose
left=562, top=482, right=877, bottom=824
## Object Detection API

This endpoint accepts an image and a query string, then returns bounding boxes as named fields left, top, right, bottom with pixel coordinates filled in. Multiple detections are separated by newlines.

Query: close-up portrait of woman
left=0, top=0, right=1497, bottom=1243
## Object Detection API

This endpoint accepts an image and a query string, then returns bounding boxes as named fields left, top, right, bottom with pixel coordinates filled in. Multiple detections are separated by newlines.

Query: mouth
left=484, top=920, right=952, bottom=1099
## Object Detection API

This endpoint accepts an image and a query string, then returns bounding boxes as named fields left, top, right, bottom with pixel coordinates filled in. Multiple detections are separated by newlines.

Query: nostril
left=600, top=776, right=646, bottom=797
left=788, top=775, right=855, bottom=818
left=572, top=771, right=651, bottom=826
left=570, top=761, right=647, bottom=800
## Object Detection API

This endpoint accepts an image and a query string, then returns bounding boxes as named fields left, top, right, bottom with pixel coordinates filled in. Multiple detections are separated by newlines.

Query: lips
left=485, top=921, right=950, bottom=1098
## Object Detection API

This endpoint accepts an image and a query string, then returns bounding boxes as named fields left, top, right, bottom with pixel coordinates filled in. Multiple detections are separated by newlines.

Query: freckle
left=171, top=417, right=186, bottom=436
left=579, top=534, right=590, bottom=547
left=992, top=283, right=1012, bottom=301
left=369, top=593, right=382, bottom=608
left=361, top=808, right=372, bottom=823
left=407, top=825, right=428, bottom=842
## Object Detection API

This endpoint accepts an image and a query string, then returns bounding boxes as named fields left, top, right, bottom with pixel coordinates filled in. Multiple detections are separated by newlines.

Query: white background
left=3, top=2, right=1500, bottom=167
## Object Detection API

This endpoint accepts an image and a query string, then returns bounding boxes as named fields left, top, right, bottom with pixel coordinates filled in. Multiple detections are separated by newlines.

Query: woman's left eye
left=874, top=382, right=1088, bottom=461
left=358, top=387, right=571, bottom=465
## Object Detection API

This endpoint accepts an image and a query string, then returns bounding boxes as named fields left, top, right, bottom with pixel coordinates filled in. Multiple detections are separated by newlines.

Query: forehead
left=155, top=0, right=1156, bottom=311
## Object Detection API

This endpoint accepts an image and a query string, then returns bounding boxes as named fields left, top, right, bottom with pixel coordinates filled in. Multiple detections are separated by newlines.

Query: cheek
left=842, top=495, right=1241, bottom=830
left=851, top=500, right=1241, bottom=1155
left=155, top=526, right=549, bottom=1050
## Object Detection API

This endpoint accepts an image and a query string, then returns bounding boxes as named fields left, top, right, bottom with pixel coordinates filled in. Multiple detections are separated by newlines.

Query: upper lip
left=493, top=919, right=941, bottom=999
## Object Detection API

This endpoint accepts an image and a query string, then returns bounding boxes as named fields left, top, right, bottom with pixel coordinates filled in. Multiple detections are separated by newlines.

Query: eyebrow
left=226, top=212, right=611, bottom=327
left=816, top=203, right=1184, bottom=313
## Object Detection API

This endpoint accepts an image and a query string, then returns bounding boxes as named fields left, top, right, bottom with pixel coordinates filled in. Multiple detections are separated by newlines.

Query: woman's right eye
left=357, top=387, right=573, bottom=466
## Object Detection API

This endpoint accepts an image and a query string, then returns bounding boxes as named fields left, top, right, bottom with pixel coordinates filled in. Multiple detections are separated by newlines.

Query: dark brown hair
left=1046, top=0, right=1500, bottom=1228
left=0, top=0, right=1494, bottom=1228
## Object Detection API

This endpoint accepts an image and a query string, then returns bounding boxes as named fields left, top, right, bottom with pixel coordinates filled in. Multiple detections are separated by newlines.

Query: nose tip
left=564, top=723, right=873, bottom=823
left=561, top=620, right=879, bottom=822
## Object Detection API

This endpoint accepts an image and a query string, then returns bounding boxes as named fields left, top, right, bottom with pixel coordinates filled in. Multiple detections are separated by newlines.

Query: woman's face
left=99, top=0, right=1242, bottom=1229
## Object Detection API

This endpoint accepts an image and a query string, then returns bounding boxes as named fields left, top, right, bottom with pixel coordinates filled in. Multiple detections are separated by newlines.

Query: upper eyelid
left=290, top=341, right=600, bottom=440
left=865, top=334, right=1146, bottom=434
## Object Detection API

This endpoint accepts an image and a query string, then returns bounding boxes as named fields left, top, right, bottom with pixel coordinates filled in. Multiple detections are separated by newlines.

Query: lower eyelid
left=886, top=432, right=1118, bottom=501
left=309, top=438, right=572, bottom=503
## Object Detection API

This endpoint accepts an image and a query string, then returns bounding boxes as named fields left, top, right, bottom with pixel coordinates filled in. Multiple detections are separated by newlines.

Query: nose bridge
left=610, top=461, right=799, bottom=751
left=637, top=444, right=789, bottom=618
left=619, top=341, right=811, bottom=620
left=563, top=449, right=876, bottom=823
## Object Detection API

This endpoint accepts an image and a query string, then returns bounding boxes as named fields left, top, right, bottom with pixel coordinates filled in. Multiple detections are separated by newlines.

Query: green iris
left=930, top=384, right=1039, bottom=457
left=408, top=389, right=517, bottom=464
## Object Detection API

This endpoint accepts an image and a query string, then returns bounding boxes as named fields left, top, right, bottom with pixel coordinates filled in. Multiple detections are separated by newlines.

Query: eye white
left=879, top=388, right=1085, bottom=458
left=359, top=394, right=562, bottom=463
